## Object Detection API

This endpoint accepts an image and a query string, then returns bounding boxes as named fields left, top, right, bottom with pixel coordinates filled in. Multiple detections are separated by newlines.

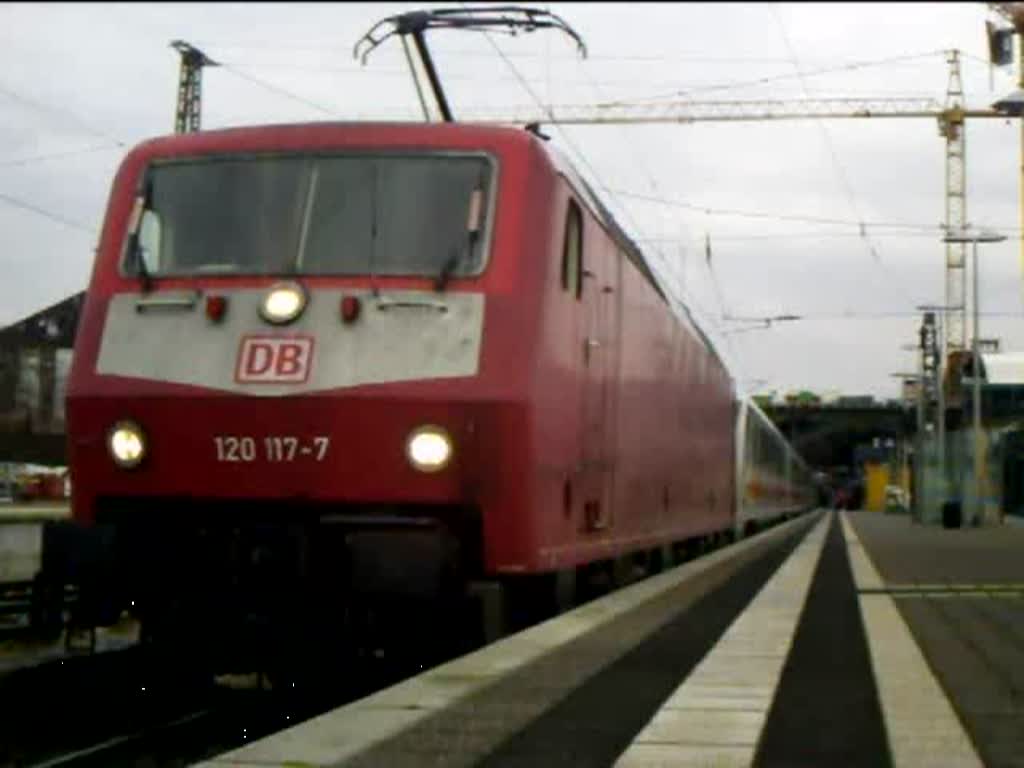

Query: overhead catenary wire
left=216, top=59, right=823, bottom=94
left=731, top=309, right=1024, bottom=319
left=217, top=62, right=342, bottom=118
left=767, top=3, right=923, bottom=313
left=0, top=143, right=123, bottom=169
left=959, top=47, right=1017, bottom=73
left=198, top=36, right=1024, bottom=340
left=770, top=4, right=880, bottom=257
left=0, top=80, right=126, bottom=148
left=574, top=41, right=707, bottom=320
left=0, top=191, right=97, bottom=234
left=581, top=89, right=739, bottom=364
left=465, top=11, right=729, bottom=354
left=0, top=73, right=119, bottom=243
left=637, top=230, right=1015, bottom=243
left=208, top=53, right=952, bottom=100
left=609, top=188, right=1024, bottom=235
left=209, top=45, right=958, bottom=114
left=593, top=49, right=946, bottom=107
left=605, top=189, right=966, bottom=232
left=195, top=39, right=950, bottom=68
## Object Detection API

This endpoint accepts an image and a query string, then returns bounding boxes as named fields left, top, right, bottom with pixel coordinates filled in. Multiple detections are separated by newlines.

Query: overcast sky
left=2, top=2, right=1023, bottom=399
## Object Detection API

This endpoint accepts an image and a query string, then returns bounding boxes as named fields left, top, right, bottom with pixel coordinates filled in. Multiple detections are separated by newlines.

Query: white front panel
left=96, top=289, right=485, bottom=396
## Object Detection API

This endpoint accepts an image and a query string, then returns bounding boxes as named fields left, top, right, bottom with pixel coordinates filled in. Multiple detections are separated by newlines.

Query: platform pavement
left=198, top=514, right=821, bottom=768
left=620, top=511, right=1021, bottom=767
left=0, top=503, right=67, bottom=584
left=195, top=509, right=1022, bottom=766
left=847, top=510, right=1024, bottom=768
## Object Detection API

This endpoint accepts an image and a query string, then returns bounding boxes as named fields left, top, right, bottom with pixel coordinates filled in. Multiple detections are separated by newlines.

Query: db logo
left=235, top=336, right=314, bottom=384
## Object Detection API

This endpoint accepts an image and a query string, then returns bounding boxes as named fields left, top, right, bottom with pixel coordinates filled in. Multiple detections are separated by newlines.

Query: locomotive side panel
left=524, top=148, right=735, bottom=570
left=520, top=164, right=616, bottom=570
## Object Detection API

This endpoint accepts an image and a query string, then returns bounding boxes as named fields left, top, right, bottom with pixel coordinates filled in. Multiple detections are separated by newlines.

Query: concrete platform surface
left=191, top=509, right=1022, bottom=767
left=616, top=512, right=830, bottom=767
left=849, top=511, right=1024, bottom=584
left=849, top=510, right=1024, bottom=768
left=197, top=514, right=819, bottom=768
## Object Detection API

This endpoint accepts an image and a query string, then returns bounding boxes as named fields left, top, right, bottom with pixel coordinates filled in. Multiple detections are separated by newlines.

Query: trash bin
left=942, top=500, right=962, bottom=529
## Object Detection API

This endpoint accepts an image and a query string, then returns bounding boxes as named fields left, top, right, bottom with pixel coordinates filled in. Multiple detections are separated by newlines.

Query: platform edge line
left=840, top=512, right=984, bottom=768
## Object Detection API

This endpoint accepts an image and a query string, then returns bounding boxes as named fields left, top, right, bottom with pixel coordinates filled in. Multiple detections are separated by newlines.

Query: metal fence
left=0, top=346, right=73, bottom=436
left=914, top=424, right=1021, bottom=525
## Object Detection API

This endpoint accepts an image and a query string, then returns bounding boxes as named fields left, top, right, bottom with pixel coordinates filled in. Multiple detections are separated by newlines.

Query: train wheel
left=484, top=570, right=579, bottom=640
left=611, top=556, right=638, bottom=589
left=683, top=537, right=704, bottom=561
left=671, top=542, right=687, bottom=566
left=647, top=547, right=665, bottom=575
left=468, top=581, right=507, bottom=646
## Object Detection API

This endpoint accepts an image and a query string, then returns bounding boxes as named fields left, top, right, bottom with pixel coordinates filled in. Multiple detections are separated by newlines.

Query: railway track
left=0, top=581, right=78, bottom=634
left=20, top=691, right=316, bottom=768
left=0, top=626, right=454, bottom=767
left=25, top=709, right=213, bottom=768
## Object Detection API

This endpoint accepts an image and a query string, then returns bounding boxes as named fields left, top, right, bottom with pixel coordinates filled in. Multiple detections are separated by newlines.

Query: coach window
left=562, top=200, right=583, bottom=299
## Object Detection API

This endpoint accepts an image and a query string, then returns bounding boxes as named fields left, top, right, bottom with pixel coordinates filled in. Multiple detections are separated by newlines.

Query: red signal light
left=206, top=295, right=228, bottom=322
left=341, top=295, right=361, bottom=324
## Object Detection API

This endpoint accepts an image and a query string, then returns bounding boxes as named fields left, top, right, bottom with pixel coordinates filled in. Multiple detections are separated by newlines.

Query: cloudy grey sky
left=2, top=2, right=1022, bottom=399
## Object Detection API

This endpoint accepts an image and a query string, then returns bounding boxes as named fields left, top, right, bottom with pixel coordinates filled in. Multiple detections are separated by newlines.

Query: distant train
left=735, top=397, right=816, bottom=537
left=37, top=121, right=815, bottom=677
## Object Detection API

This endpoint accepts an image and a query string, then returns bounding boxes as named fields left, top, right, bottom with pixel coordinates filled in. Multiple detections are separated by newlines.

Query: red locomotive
left=37, top=121, right=737, bottom=671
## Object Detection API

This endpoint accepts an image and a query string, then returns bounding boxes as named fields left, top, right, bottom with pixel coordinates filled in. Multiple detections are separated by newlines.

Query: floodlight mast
left=353, top=6, right=588, bottom=123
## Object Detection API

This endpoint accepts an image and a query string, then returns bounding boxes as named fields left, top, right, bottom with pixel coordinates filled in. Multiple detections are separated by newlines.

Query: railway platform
left=196, top=508, right=1024, bottom=768
left=0, top=502, right=138, bottom=670
left=0, top=501, right=69, bottom=582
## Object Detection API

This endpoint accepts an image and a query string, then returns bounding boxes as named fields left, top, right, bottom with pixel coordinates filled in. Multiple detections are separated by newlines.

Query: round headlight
left=109, top=421, right=146, bottom=469
left=406, top=426, right=453, bottom=473
left=260, top=281, right=307, bottom=325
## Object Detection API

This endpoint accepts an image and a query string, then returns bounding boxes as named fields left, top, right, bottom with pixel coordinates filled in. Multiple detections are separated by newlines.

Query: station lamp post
left=891, top=371, right=923, bottom=436
left=941, top=227, right=1008, bottom=526
left=899, top=342, right=923, bottom=435
left=916, top=303, right=959, bottom=503
left=891, top=371, right=922, bottom=522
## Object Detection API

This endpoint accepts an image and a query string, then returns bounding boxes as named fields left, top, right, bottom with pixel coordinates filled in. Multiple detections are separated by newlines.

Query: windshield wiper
left=435, top=185, right=483, bottom=293
left=369, top=164, right=381, bottom=298
left=291, top=162, right=320, bottom=276
left=434, top=244, right=465, bottom=293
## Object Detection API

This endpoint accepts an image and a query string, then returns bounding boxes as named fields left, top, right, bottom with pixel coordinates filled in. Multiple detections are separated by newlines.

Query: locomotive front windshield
left=131, top=153, right=494, bottom=277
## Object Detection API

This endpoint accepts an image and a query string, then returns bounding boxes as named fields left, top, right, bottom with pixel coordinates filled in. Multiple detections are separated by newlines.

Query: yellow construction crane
left=460, top=51, right=1015, bottom=366
left=988, top=3, right=1024, bottom=309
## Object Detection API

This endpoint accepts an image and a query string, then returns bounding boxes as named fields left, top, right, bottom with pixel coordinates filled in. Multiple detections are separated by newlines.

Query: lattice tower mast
left=939, top=50, right=967, bottom=356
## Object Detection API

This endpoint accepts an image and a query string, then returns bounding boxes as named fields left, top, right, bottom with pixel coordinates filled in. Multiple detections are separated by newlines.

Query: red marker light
left=341, top=295, right=361, bottom=324
left=206, top=295, right=228, bottom=322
